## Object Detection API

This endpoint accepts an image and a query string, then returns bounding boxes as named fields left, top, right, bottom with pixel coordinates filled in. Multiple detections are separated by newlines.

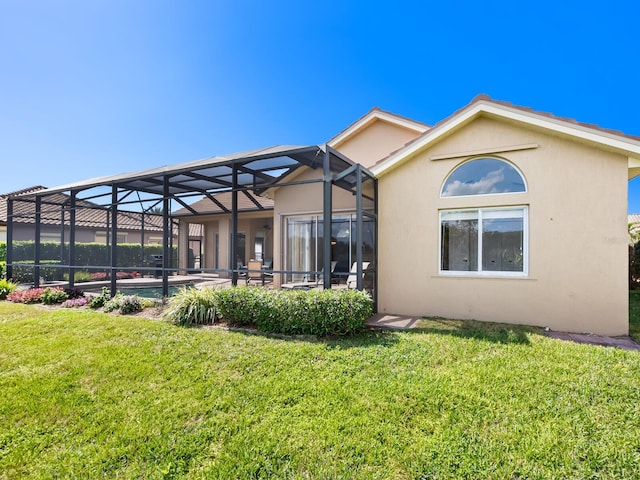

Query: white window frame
left=95, top=231, right=128, bottom=244
left=440, top=157, right=528, bottom=199
left=439, top=206, right=529, bottom=277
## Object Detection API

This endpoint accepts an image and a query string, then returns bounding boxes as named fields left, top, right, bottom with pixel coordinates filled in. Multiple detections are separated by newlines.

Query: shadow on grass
left=206, top=318, right=536, bottom=349
left=400, top=317, right=539, bottom=346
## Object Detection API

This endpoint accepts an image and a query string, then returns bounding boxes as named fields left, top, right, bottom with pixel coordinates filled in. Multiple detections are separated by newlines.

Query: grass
left=1, top=303, right=640, bottom=479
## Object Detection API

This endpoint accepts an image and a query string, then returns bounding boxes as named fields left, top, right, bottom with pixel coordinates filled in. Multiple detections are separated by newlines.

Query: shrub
left=214, top=287, right=373, bottom=336
left=10, top=261, right=64, bottom=283
left=104, top=293, right=142, bottom=315
left=64, top=287, right=85, bottom=299
left=0, top=278, right=18, bottom=300
left=7, top=288, right=46, bottom=304
left=62, top=297, right=88, bottom=308
left=40, top=287, right=69, bottom=305
left=88, top=287, right=111, bottom=309
left=63, top=271, right=93, bottom=283
left=163, top=287, right=219, bottom=326
left=118, top=295, right=143, bottom=315
left=0, top=261, right=4, bottom=278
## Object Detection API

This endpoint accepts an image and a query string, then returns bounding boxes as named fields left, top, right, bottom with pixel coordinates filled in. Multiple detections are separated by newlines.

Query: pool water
left=87, top=284, right=192, bottom=298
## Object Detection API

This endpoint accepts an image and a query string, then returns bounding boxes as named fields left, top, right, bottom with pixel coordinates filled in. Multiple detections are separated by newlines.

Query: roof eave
left=372, top=100, right=640, bottom=177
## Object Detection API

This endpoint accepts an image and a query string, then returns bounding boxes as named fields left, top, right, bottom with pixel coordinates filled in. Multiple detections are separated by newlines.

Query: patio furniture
left=346, top=261, right=370, bottom=289
left=246, top=259, right=264, bottom=286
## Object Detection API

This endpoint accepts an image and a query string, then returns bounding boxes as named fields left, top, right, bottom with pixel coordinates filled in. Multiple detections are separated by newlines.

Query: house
left=0, top=185, right=168, bottom=244
left=5, top=95, right=639, bottom=335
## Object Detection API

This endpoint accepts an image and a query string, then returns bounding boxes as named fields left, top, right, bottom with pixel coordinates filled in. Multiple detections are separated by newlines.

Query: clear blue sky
left=1, top=1, right=639, bottom=211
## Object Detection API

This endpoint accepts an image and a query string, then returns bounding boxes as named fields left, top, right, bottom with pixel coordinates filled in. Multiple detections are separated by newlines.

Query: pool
left=86, top=284, right=193, bottom=298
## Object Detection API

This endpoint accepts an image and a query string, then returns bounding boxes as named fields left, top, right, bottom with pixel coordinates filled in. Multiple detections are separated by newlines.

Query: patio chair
left=346, top=261, right=370, bottom=289
left=246, top=259, right=264, bottom=286
left=315, top=261, right=338, bottom=286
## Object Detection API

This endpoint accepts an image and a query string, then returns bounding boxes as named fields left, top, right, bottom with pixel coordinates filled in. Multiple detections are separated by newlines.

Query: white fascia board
left=372, top=101, right=640, bottom=176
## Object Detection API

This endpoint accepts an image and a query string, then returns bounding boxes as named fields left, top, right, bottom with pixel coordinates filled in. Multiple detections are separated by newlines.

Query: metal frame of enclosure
left=5, top=145, right=378, bottom=306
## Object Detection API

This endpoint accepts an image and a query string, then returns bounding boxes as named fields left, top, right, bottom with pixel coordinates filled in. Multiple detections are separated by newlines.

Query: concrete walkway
left=366, top=313, right=640, bottom=351
left=545, top=331, right=640, bottom=351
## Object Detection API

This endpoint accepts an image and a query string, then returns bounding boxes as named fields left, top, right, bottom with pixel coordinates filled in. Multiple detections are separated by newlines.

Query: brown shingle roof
left=470, top=94, right=640, bottom=142
left=0, top=186, right=164, bottom=231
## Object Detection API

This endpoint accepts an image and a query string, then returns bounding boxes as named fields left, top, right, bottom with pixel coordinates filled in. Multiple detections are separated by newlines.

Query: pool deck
left=56, top=274, right=226, bottom=291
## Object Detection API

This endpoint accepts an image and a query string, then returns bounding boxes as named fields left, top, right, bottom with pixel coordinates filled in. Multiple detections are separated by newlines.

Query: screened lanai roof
left=10, top=145, right=360, bottom=202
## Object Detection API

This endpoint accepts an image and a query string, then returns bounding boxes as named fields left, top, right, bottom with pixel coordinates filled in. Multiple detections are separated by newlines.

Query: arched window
left=441, top=157, right=526, bottom=197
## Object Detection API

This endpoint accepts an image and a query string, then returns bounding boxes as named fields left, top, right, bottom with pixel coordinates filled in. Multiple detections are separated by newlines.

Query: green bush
left=214, top=287, right=373, bottom=336
left=104, top=293, right=143, bottom=315
left=163, top=287, right=219, bottom=326
left=0, top=278, right=17, bottom=300
left=0, top=261, right=4, bottom=278
left=63, top=271, right=93, bottom=283
left=10, top=261, right=63, bottom=283
left=8, top=241, right=173, bottom=268
left=40, top=287, right=69, bottom=305
left=88, top=287, right=111, bottom=309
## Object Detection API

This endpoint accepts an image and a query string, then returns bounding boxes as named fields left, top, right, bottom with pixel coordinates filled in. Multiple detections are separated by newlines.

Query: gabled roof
left=328, top=107, right=430, bottom=148
left=371, top=95, right=640, bottom=177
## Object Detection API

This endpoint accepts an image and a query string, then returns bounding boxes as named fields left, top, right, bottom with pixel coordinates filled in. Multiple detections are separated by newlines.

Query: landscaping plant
left=88, top=287, right=110, bottom=309
left=0, top=278, right=17, bottom=300
left=40, top=287, right=69, bottom=305
left=104, top=293, right=142, bottom=315
left=7, top=287, right=46, bottom=304
left=61, top=297, right=88, bottom=308
left=162, top=287, right=218, bottom=326
left=213, top=286, right=373, bottom=336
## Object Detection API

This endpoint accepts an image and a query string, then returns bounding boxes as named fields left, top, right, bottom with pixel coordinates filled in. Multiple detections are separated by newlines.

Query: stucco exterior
left=330, top=118, right=424, bottom=168
left=374, top=116, right=629, bottom=335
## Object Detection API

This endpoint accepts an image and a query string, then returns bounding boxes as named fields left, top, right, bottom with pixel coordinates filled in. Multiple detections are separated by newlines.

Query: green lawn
left=1, top=303, right=640, bottom=479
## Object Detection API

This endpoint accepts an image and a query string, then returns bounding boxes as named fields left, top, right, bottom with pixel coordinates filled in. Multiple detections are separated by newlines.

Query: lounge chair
left=346, top=261, right=370, bottom=289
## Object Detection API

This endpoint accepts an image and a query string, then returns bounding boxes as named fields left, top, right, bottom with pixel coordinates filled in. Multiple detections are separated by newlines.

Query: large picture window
left=440, top=207, right=527, bottom=275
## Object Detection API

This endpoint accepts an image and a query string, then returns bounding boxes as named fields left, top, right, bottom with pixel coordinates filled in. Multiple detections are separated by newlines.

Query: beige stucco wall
left=332, top=119, right=422, bottom=168
left=193, top=212, right=273, bottom=275
left=377, top=116, right=629, bottom=336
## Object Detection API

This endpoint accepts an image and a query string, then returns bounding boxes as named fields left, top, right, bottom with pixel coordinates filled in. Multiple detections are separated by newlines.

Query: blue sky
left=1, top=1, right=639, bottom=211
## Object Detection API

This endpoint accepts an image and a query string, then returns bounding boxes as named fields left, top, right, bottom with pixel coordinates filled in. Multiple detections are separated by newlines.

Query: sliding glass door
left=284, top=214, right=375, bottom=283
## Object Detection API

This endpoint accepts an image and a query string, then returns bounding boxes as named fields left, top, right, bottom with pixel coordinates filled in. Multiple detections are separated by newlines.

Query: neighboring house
left=1, top=185, right=171, bottom=245
left=7, top=95, right=639, bottom=336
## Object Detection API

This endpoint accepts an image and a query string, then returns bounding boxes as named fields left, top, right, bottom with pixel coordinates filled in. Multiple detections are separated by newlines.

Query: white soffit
left=372, top=100, right=640, bottom=176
